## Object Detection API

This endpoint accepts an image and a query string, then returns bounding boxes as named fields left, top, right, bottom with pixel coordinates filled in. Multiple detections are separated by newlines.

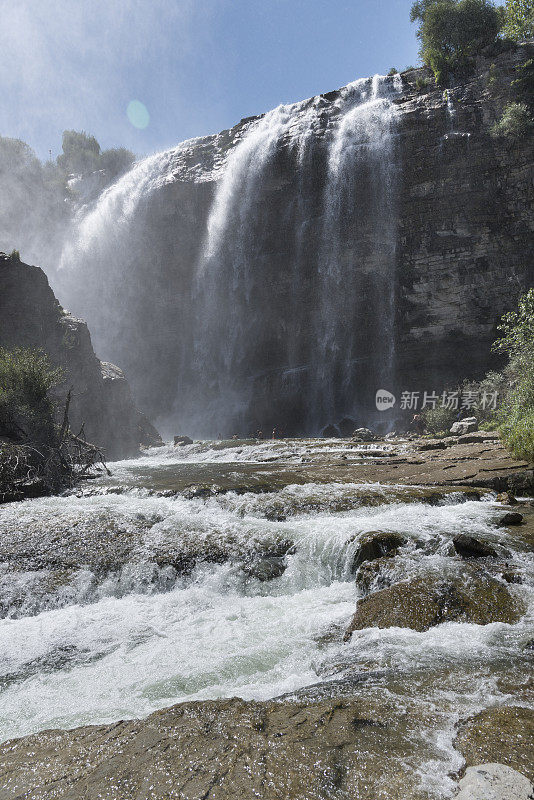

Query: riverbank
left=0, top=435, right=532, bottom=799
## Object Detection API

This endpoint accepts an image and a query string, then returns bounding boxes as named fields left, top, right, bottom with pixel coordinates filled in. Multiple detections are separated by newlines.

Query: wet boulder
left=243, top=556, right=287, bottom=581
left=344, top=570, right=525, bottom=639
left=351, top=531, right=407, bottom=572
left=351, top=427, right=377, bottom=442
left=495, top=492, right=518, bottom=505
left=452, top=534, right=498, bottom=559
left=498, top=512, right=524, bottom=526
left=454, top=706, right=534, bottom=784
left=354, top=557, right=396, bottom=595
left=174, top=435, right=193, bottom=446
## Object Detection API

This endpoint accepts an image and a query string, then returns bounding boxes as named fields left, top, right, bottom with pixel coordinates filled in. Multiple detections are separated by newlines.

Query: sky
left=0, top=0, right=420, bottom=162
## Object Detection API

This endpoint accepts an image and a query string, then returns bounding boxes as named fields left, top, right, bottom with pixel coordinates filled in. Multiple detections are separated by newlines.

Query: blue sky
left=1, top=0, right=420, bottom=162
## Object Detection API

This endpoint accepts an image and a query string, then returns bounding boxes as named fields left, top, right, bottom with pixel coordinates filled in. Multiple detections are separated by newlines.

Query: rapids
left=0, top=439, right=532, bottom=798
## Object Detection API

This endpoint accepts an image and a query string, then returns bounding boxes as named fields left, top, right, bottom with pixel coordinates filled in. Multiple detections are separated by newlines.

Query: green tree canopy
left=410, top=0, right=502, bottom=84
left=57, top=130, right=101, bottom=175
left=501, top=0, right=534, bottom=40
left=56, top=130, right=134, bottom=180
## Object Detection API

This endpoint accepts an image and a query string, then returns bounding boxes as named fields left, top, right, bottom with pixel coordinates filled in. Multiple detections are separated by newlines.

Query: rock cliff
left=0, top=254, right=161, bottom=459
left=55, top=43, right=534, bottom=436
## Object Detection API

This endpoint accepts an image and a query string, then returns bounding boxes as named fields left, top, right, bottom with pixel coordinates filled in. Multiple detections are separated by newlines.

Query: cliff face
left=395, top=45, right=534, bottom=392
left=56, top=44, right=534, bottom=436
left=0, top=255, right=161, bottom=459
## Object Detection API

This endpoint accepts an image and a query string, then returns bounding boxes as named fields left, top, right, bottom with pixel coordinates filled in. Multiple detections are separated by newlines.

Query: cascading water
left=313, top=74, right=401, bottom=429
left=57, top=74, right=401, bottom=436
left=0, top=438, right=532, bottom=799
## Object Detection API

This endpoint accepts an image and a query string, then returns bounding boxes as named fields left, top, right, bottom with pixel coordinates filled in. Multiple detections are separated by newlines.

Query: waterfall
left=313, top=74, right=401, bottom=429
left=183, top=74, right=400, bottom=435
left=57, top=74, right=401, bottom=437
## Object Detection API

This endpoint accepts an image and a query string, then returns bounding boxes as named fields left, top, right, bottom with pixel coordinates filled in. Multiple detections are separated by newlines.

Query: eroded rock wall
left=0, top=254, right=160, bottom=458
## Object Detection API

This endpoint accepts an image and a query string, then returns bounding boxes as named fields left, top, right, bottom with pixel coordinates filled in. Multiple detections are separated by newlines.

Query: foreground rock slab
left=456, top=763, right=534, bottom=800
left=454, top=706, right=534, bottom=783
left=0, top=696, right=441, bottom=800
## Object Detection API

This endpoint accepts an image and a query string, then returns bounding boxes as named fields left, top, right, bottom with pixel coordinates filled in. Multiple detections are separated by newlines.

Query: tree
left=99, top=147, right=135, bottom=180
left=410, top=0, right=502, bottom=84
left=57, top=130, right=101, bottom=175
left=501, top=0, right=534, bottom=40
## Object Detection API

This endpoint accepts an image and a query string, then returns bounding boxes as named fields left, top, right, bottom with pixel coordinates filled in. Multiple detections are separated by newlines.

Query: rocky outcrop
left=0, top=254, right=160, bottom=459
left=344, top=569, right=524, bottom=638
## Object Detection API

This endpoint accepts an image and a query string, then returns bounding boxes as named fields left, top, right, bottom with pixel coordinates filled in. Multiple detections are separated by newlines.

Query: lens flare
left=127, top=100, right=150, bottom=129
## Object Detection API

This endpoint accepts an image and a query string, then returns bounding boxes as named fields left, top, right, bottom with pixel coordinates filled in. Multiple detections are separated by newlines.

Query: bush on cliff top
left=410, top=0, right=502, bottom=84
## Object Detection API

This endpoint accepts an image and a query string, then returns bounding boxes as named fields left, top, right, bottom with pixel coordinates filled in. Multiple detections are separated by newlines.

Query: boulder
left=453, top=534, right=498, bottom=558
left=457, top=431, right=499, bottom=444
left=354, top=557, right=396, bottom=595
left=455, top=706, right=534, bottom=783
left=498, top=512, right=524, bottom=526
left=450, top=417, right=478, bottom=435
left=338, top=417, right=356, bottom=436
left=455, top=763, right=533, bottom=800
left=343, top=570, right=524, bottom=639
left=322, top=424, right=341, bottom=438
left=174, top=435, right=193, bottom=446
left=351, top=531, right=407, bottom=572
left=242, top=556, right=287, bottom=581
left=495, top=492, right=518, bottom=505
left=351, top=427, right=377, bottom=442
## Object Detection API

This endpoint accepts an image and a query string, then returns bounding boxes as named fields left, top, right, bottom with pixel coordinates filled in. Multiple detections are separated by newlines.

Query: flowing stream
left=0, top=440, right=532, bottom=797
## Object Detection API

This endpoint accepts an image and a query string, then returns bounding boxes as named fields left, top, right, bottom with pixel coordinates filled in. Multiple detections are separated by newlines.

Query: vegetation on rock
left=501, top=0, right=534, bottom=41
left=0, top=131, right=135, bottom=258
left=410, top=0, right=503, bottom=84
left=0, top=346, right=107, bottom=502
left=494, top=289, right=534, bottom=462
left=491, top=101, right=534, bottom=136
left=57, top=130, right=135, bottom=181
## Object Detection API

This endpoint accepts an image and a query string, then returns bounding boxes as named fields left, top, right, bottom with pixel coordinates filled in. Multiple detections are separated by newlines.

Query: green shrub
left=501, top=0, right=534, bottom=41
left=416, top=76, right=432, bottom=90
left=491, top=102, right=534, bottom=137
left=500, top=407, right=534, bottom=461
left=410, top=0, right=502, bottom=85
left=421, top=403, right=458, bottom=433
left=511, top=58, right=534, bottom=105
left=0, top=347, right=62, bottom=443
left=8, top=248, right=21, bottom=262
left=493, top=289, right=534, bottom=462
left=388, top=67, right=399, bottom=76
